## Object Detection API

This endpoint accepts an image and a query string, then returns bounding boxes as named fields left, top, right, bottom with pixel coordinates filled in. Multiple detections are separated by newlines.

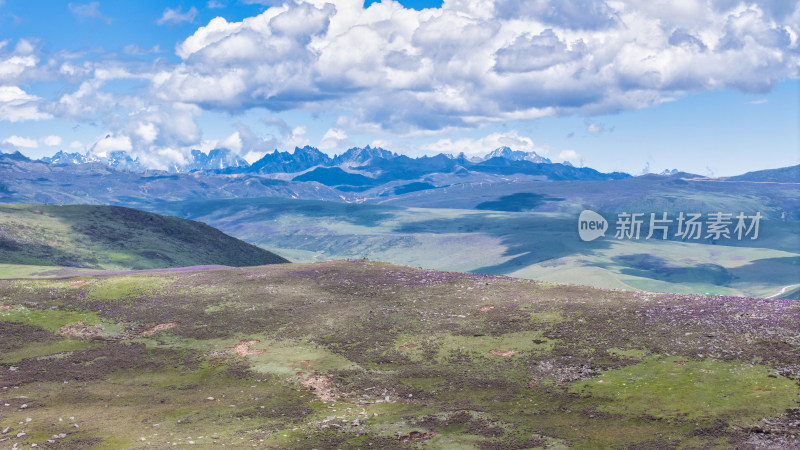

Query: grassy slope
left=152, top=197, right=800, bottom=298
left=0, top=260, right=798, bottom=448
left=0, top=203, right=289, bottom=271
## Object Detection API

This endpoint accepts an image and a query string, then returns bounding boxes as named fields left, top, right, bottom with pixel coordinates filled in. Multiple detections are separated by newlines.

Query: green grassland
left=0, top=261, right=798, bottom=448
left=153, top=197, right=800, bottom=298
left=0, top=203, right=288, bottom=271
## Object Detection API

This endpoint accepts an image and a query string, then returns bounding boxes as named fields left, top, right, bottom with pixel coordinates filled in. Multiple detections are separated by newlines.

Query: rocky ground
left=0, top=260, right=798, bottom=448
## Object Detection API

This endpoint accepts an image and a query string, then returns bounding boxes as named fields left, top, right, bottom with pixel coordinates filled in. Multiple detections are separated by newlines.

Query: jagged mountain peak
left=186, top=148, right=248, bottom=172
left=483, top=146, right=552, bottom=164
left=333, top=146, right=396, bottom=165
left=40, top=150, right=85, bottom=165
left=0, top=150, right=32, bottom=162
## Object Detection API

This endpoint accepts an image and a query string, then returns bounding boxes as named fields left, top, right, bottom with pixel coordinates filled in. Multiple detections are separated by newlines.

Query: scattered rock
left=59, top=321, right=102, bottom=339
left=398, top=431, right=435, bottom=442
left=301, top=374, right=336, bottom=402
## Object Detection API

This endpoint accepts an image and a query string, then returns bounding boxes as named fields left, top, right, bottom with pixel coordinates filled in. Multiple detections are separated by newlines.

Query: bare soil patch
left=139, top=322, right=181, bottom=337
left=228, top=339, right=266, bottom=357
left=292, top=359, right=312, bottom=370
left=489, top=349, right=517, bottom=358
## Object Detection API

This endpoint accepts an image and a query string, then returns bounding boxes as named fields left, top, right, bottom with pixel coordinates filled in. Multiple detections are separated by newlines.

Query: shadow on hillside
left=396, top=213, right=613, bottom=274
left=610, top=254, right=735, bottom=286
left=158, top=198, right=398, bottom=229
left=590, top=253, right=800, bottom=293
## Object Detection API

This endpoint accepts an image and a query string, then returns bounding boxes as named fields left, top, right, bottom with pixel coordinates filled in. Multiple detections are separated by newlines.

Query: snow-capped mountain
left=185, top=149, right=248, bottom=172
left=40, top=150, right=144, bottom=171
left=39, top=151, right=86, bottom=165
left=245, top=146, right=331, bottom=174
left=332, top=146, right=397, bottom=166
left=479, top=146, right=552, bottom=164
left=28, top=145, right=631, bottom=184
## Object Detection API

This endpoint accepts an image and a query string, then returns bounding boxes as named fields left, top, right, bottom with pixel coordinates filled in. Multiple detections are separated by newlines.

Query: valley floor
left=151, top=197, right=800, bottom=299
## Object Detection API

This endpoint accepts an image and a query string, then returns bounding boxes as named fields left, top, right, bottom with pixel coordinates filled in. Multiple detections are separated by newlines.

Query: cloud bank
left=155, top=0, right=798, bottom=130
left=0, top=0, right=798, bottom=166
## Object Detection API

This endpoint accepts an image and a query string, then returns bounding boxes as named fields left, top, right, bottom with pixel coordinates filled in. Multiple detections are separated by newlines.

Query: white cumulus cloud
left=559, top=149, right=582, bottom=163
left=90, top=134, right=133, bottom=157
left=0, top=86, right=51, bottom=122
left=147, top=0, right=799, bottom=133
left=219, top=131, right=243, bottom=152
left=586, top=122, right=604, bottom=135
left=423, top=130, right=548, bottom=156
left=42, top=135, right=62, bottom=146
left=283, top=125, right=309, bottom=150
left=157, top=6, right=198, bottom=25
left=68, top=2, right=112, bottom=24
left=6, top=0, right=798, bottom=169
left=3, top=135, right=38, bottom=148
left=319, top=127, right=348, bottom=150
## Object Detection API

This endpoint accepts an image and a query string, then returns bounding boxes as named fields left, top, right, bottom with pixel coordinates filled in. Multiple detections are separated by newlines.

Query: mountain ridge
left=23, top=146, right=603, bottom=177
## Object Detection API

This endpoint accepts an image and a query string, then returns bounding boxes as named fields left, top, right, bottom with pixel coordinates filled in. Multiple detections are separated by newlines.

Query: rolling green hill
left=726, top=164, right=800, bottom=183
left=0, top=203, right=288, bottom=271
left=0, top=260, right=797, bottom=448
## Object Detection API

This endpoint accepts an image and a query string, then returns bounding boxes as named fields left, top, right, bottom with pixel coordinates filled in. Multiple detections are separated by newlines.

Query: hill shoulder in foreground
left=0, top=203, right=288, bottom=270
left=725, top=164, right=800, bottom=183
left=0, top=260, right=797, bottom=448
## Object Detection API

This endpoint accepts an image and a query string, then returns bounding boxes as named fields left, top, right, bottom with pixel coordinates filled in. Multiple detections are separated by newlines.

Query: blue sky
left=0, top=0, right=797, bottom=175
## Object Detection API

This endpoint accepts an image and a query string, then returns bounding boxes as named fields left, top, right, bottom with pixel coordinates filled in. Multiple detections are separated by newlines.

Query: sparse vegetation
left=0, top=260, right=797, bottom=448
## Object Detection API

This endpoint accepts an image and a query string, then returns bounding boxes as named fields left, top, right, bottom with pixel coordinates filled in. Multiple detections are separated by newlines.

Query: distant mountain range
left=40, top=148, right=249, bottom=173
left=2, top=145, right=796, bottom=209
left=0, top=145, right=628, bottom=208
left=11, top=145, right=631, bottom=186
left=231, top=145, right=629, bottom=186
left=34, top=145, right=563, bottom=176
